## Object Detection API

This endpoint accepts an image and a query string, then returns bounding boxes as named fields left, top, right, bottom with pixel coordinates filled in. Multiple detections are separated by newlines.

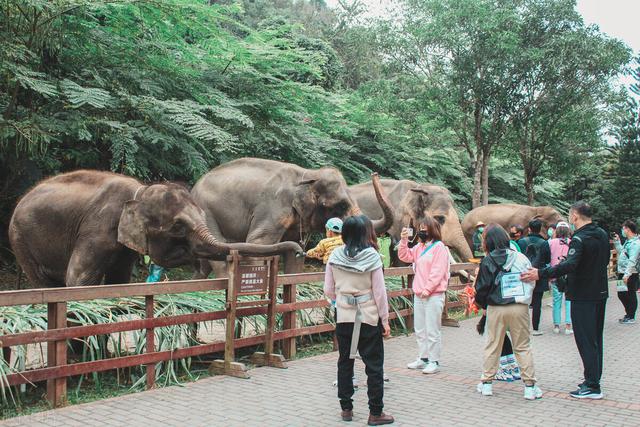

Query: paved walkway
left=3, top=285, right=640, bottom=427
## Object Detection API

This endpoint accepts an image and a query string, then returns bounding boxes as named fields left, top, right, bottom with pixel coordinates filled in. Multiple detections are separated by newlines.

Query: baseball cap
left=326, top=217, right=343, bottom=233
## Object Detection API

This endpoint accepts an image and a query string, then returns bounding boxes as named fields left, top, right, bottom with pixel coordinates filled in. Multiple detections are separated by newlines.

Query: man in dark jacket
left=521, top=201, right=610, bottom=399
left=519, top=219, right=550, bottom=335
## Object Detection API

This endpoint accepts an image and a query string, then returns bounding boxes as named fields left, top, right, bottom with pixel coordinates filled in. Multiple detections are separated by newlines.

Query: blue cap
left=326, top=217, right=343, bottom=233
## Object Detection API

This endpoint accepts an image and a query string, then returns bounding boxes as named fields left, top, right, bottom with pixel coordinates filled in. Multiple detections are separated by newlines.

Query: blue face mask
left=547, top=228, right=554, bottom=238
left=477, top=227, right=484, bottom=233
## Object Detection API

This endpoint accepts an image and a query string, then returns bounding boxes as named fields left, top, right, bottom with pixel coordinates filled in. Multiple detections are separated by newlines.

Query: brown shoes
left=341, top=409, right=353, bottom=421
left=368, top=412, right=395, bottom=425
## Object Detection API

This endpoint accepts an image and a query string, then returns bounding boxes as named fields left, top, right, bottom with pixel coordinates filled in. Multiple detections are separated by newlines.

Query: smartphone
left=406, top=227, right=414, bottom=237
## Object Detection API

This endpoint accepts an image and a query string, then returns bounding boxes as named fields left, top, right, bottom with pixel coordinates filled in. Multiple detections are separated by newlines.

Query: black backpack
left=523, top=237, right=540, bottom=264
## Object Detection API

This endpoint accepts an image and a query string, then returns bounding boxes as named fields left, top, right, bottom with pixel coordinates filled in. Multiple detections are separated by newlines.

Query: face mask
left=477, top=227, right=484, bottom=233
left=417, top=231, right=428, bottom=241
left=547, top=228, right=554, bottom=238
left=509, top=232, right=517, bottom=239
left=622, top=228, right=628, bottom=238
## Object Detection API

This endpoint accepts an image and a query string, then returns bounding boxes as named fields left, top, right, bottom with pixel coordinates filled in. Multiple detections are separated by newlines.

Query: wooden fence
left=0, top=263, right=476, bottom=408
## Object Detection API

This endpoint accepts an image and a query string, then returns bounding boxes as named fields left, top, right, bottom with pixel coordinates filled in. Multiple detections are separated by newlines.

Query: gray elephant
left=191, top=158, right=394, bottom=276
left=461, top=203, right=564, bottom=248
left=350, top=179, right=473, bottom=264
left=9, top=170, right=302, bottom=287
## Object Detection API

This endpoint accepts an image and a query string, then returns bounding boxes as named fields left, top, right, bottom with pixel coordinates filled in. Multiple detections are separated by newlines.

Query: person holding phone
left=613, top=220, right=640, bottom=324
left=324, top=215, right=394, bottom=425
left=399, top=216, right=451, bottom=375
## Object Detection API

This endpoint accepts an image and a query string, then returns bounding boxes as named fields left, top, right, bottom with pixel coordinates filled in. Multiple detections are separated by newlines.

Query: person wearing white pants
left=413, top=293, right=446, bottom=366
left=398, top=216, right=451, bottom=374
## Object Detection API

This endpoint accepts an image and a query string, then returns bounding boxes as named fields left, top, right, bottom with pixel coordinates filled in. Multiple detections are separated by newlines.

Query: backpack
left=487, top=252, right=532, bottom=305
left=554, top=239, right=570, bottom=292
left=524, top=237, right=540, bottom=263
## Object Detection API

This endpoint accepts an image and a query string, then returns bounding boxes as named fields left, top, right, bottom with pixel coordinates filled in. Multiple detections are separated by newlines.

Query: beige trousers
left=482, top=304, right=536, bottom=384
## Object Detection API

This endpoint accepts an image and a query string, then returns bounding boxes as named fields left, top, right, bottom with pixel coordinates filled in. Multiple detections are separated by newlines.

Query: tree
left=506, top=0, right=629, bottom=204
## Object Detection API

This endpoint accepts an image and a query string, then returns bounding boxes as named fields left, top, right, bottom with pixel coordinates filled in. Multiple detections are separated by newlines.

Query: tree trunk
left=525, top=173, right=535, bottom=205
left=481, top=150, right=490, bottom=206
left=471, top=150, right=483, bottom=209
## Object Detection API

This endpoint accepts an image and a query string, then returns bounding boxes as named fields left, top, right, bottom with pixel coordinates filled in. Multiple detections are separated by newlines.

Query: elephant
left=8, top=170, right=303, bottom=288
left=191, top=157, right=394, bottom=276
left=461, top=203, right=564, bottom=249
left=349, top=179, right=473, bottom=264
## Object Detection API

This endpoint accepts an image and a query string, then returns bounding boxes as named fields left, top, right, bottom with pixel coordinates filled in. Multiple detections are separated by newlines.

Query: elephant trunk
left=193, top=223, right=303, bottom=258
left=449, top=226, right=474, bottom=262
left=370, top=173, right=395, bottom=235
left=347, top=206, right=362, bottom=216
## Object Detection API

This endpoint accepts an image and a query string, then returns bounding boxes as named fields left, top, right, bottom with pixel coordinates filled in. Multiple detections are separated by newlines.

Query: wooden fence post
left=281, top=283, right=297, bottom=359
left=406, top=274, right=414, bottom=331
left=46, top=302, right=67, bottom=408
left=145, top=295, right=155, bottom=389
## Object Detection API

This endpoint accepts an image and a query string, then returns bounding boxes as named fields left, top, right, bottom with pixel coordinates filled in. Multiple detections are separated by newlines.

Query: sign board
left=238, top=264, right=269, bottom=295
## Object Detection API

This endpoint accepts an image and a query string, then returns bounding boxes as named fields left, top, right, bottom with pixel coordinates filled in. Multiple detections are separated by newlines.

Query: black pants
left=501, top=334, right=513, bottom=357
left=617, top=273, right=638, bottom=319
left=336, top=320, right=384, bottom=415
left=571, top=299, right=606, bottom=389
left=531, top=292, right=544, bottom=330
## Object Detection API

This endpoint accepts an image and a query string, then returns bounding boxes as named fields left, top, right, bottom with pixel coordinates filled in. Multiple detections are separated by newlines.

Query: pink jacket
left=549, top=238, right=571, bottom=267
left=398, top=239, right=450, bottom=297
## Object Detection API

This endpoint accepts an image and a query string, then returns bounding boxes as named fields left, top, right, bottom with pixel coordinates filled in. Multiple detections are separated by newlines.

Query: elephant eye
left=434, top=215, right=446, bottom=225
left=168, top=220, right=187, bottom=236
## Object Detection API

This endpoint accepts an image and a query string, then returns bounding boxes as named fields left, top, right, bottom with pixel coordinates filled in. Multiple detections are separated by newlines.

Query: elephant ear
left=292, top=179, right=318, bottom=220
left=405, top=188, right=430, bottom=221
left=117, top=200, right=148, bottom=254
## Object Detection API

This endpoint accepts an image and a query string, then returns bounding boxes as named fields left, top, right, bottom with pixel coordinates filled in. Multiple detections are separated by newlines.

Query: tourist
left=324, top=216, right=394, bottom=425
left=509, top=226, right=523, bottom=253
left=520, top=219, right=550, bottom=335
left=472, top=221, right=486, bottom=258
left=548, top=222, right=573, bottom=334
left=474, top=224, right=541, bottom=400
left=521, top=201, right=610, bottom=399
left=399, top=216, right=451, bottom=375
left=306, top=217, right=344, bottom=264
left=613, top=219, right=640, bottom=324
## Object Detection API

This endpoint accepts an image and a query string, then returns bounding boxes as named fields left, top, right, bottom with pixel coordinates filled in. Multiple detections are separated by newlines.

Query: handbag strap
left=419, top=241, right=440, bottom=258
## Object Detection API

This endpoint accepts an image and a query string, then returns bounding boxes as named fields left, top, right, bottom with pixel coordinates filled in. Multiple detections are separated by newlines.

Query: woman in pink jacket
left=399, top=215, right=451, bottom=374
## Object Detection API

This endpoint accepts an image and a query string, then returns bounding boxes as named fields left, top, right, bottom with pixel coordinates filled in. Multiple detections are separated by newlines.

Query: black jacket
left=475, top=249, right=531, bottom=308
left=539, top=223, right=610, bottom=301
left=521, top=234, right=550, bottom=293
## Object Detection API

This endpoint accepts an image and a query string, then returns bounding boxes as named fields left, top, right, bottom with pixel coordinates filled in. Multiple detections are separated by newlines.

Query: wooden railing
left=0, top=263, right=476, bottom=408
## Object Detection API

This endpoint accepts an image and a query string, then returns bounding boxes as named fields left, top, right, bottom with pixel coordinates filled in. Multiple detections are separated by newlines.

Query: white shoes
left=553, top=326, right=560, bottom=334
left=532, top=330, right=543, bottom=336
left=524, top=384, right=543, bottom=400
left=422, top=361, right=439, bottom=374
left=407, top=358, right=427, bottom=370
left=565, top=328, right=574, bottom=335
left=477, top=382, right=493, bottom=396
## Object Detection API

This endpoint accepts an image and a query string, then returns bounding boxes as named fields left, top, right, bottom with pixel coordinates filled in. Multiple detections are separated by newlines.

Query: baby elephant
left=9, top=170, right=302, bottom=287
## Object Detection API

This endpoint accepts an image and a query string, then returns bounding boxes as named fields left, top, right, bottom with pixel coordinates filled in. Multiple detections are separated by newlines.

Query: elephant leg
left=65, top=243, right=111, bottom=286
left=12, top=243, right=63, bottom=288
left=192, top=259, right=212, bottom=280
left=104, top=250, right=137, bottom=284
left=211, top=261, right=228, bottom=279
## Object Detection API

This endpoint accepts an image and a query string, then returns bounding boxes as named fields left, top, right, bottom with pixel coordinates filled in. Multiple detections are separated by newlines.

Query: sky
left=325, top=0, right=640, bottom=55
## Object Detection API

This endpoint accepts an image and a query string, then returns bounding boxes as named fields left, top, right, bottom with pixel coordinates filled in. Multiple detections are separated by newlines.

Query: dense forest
left=1, top=0, right=639, bottom=268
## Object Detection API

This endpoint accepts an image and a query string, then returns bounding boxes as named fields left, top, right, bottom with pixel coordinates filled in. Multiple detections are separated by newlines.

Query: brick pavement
left=3, top=284, right=639, bottom=426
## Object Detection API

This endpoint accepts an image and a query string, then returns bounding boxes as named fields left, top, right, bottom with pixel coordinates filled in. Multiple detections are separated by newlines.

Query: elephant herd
left=7, top=157, right=562, bottom=288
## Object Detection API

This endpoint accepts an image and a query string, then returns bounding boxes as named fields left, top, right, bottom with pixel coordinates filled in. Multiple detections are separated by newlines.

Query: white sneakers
left=524, top=384, right=543, bottom=400
left=477, top=382, right=543, bottom=400
left=553, top=325, right=560, bottom=334
left=565, top=328, right=574, bottom=335
left=477, top=382, right=493, bottom=396
left=407, top=358, right=427, bottom=370
left=407, top=359, right=439, bottom=374
left=422, top=361, right=439, bottom=374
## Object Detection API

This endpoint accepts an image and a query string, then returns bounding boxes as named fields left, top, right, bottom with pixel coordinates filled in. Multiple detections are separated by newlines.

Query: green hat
left=326, top=217, right=343, bottom=233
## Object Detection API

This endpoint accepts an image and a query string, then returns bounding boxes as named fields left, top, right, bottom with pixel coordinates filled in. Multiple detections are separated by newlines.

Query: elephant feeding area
left=1, top=274, right=443, bottom=415
left=2, top=285, right=639, bottom=427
